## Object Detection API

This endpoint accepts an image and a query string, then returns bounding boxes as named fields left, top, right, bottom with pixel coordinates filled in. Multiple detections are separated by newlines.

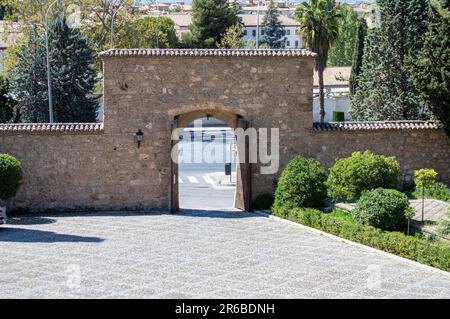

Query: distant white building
left=313, top=67, right=352, bottom=122
left=167, top=13, right=303, bottom=49
left=239, top=14, right=303, bottom=49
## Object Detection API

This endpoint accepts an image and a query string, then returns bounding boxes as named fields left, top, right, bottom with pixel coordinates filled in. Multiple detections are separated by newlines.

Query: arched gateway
left=101, top=49, right=317, bottom=212
left=0, top=49, right=448, bottom=213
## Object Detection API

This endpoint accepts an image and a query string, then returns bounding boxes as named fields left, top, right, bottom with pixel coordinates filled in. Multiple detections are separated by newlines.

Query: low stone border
left=253, top=210, right=450, bottom=277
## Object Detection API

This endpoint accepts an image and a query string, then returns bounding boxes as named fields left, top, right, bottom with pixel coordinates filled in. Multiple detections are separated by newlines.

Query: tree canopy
left=411, top=0, right=450, bottom=136
left=351, top=0, right=430, bottom=121
left=190, top=0, right=241, bottom=48
left=260, top=0, right=287, bottom=49
left=10, top=14, right=99, bottom=123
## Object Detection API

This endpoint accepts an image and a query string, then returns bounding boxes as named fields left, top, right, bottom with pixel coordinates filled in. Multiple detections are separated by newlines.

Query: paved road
left=179, top=134, right=236, bottom=210
left=1, top=210, right=449, bottom=299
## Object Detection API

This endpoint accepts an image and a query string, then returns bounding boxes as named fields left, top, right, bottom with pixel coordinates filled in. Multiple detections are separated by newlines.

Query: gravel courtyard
left=1, top=210, right=449, bottom=299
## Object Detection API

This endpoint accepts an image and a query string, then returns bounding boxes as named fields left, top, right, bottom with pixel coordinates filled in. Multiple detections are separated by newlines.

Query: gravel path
left=0, top=210, right=449, bottom=299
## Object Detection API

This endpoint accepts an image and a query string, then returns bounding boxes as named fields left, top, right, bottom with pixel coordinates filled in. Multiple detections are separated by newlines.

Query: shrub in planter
left=351, top=188, right=413, bottom=231
left=253, top=193, right=274, bottom=210
left=272, top=156, right=327, bottom=217
left=326, top=151, right=401, bottom=201
left=0, top=154, right=23, bottom=202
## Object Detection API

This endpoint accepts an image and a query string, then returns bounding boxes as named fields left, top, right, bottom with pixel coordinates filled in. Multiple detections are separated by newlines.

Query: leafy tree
left=260, top=0, right=286, bottom=49
left=115, top=16, right=178, bottom=49
left=0, top=0, right=17, bottom=21
left=11, top=15, right=98, bottom=123
left=411, top=0, right=450, bottom=136
left=295, top=0, right=341, bottom=123
left=349, top=17, right=367, bottom=96
left=328, top=4, right=359, bottom=66
left=0, top=74, right=16, bottom=123
left=351, top=0, right=430, bottom=121
left=414, top=169, right=437, bottom=222
left=1, top=1, right=135, bottom=52
left=218, top=24, right=244, bottom=48
left=190, top=0, right=240, bottom=48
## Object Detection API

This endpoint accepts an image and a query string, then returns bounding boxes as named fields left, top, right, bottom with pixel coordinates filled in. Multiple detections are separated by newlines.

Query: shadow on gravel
left=7, top=217, right=57, bottom=225
left=0, top=228, right=104, bottom=243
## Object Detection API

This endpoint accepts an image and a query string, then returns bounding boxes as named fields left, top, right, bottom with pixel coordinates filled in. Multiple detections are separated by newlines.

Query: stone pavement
left=410, top=199, right=449, bottom=223
left=0, top=210, right=449, bottom=299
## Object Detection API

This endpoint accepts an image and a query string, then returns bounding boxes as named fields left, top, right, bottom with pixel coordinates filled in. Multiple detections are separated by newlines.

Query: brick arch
left=170, top=109, right=251, bottom=212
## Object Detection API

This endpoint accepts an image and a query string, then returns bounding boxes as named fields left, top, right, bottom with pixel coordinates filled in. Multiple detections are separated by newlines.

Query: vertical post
left=45, top=2, right=58, bottom=123
left=421, top=187, right=425, bottom=222
left=256, top=0, right=260, bottom=48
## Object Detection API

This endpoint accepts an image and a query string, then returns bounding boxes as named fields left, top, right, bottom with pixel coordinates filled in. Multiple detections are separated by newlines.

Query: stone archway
left=170, top=109, right=252, bottom=212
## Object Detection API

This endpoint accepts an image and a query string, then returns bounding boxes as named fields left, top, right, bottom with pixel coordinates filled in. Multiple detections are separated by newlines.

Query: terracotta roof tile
left=313, top=121, right=439, bottom=131
left=99, top=49, right=316, bottom=58
left=0, top=123, right=104, bottom=134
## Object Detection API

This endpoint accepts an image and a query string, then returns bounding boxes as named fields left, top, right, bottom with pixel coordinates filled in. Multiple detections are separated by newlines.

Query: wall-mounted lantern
left=135, top=129, right=144, bottom=148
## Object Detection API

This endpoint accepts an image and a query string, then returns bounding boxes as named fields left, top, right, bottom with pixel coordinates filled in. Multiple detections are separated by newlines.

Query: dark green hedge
left=352, top=188, right=413, bottom=231
left=0, top=154, right=22, bottom=201
left=281, top=208, right=450, bottom=272
left=272, top=156, right=327, bottom=216
left=326, top=151, right=401, bottom=201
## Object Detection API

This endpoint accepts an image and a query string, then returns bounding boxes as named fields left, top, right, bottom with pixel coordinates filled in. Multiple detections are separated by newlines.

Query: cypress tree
left=10, top=25, right=49, bottom=123
left=190, top=0, right=240, bottom=48
left=351, top=0, right=430, bottom=121
left=412, top=0, right=450, bottom=136
left=49, top=14, right=98, bottom=122
left=349, top=18, right=367, bottom=96
left=260, top=0, right=287, bottom=49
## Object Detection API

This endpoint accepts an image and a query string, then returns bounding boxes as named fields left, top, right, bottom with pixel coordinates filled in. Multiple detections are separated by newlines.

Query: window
left=244, top=30, right=247, bottom=36
left=286, top=41, right=290, bottom=47
left=286, top=29, right=291, bottom=35
left=295, top=41, right=299, bottom=48
left=252, top=30, right=256, bottom=37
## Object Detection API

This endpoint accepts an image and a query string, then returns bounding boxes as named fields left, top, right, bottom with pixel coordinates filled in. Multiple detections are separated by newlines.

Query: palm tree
left=295, top=0, right=341, bottom=123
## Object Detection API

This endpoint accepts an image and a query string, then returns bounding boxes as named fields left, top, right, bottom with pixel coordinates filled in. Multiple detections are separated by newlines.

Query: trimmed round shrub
left=351, top=188, right=413, bottom=231
left=253, top=193, right=274, bottom=210
left=0, top=154, right=23, bottom=201
left=326, top=151, right=401, bottom=201
left=272, top=156, right=327, bottom=216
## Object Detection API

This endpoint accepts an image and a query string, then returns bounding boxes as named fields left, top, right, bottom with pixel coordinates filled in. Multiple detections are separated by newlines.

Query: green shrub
left=328, top=209, right=356, bottom=223
left=326, top=151, right=401, bottom=201
left=351, top=188, right=413, bottom=231
left=253, top=193, right=274, bottom=210
left=272, top=156, right=327, bottom=217
left=412, top=182, right=450, bottom=202
left=0, top=154, right=22, bottom=201
left=283, top=208, right=450, bottom=272
left=332, top=111, right=345, bottom=122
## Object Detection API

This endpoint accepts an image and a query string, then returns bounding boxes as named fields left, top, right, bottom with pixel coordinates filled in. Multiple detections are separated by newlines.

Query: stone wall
left=0, top=49, right=449, bottom=212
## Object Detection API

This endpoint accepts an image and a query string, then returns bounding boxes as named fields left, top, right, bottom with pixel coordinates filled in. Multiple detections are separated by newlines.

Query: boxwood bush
left=326, top=151, right=401, bottom=201
left=283, top=208, right=450, bottom=272
left=351, top=188, right=413, bottom=231
left=272, top=156, right=327, bottom=217
left=0, top=154, right=22, bottom=202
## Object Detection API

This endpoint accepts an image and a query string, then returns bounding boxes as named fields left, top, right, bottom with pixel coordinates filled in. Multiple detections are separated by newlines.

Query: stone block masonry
left=0, top=49, right=449, bottom=212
